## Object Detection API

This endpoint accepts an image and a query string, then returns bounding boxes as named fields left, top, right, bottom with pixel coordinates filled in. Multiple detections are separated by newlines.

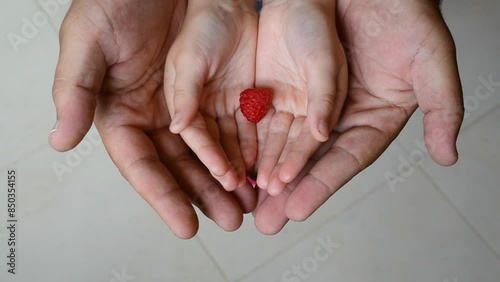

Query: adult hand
left=49, top=0, right=256, bottom=239
left=253, top=0, right=464, bottom=234
left=165, top=0, right=259, bottom=191
left=254, top=0, right=348, bottom=196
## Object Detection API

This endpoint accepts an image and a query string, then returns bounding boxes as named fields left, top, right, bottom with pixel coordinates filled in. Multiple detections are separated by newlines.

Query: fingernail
left=319, top=120, right=329, bottom=138
left=50, top=120, right=59, bottom=133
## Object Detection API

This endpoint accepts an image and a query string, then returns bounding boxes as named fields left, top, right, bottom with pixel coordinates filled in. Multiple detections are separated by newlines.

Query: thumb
left=306, top=61, right=347, bottom=142
left=166, top=50, right=209, bottom=134
left=412, top=24, right=464, bottom=166
left=49, top=23, right=106, bottom=152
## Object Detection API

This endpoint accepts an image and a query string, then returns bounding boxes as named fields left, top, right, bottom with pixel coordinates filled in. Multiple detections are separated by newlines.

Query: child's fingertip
left=318, top=120, right=330, bottom=141
left=169, top=114, right=184, bottom=134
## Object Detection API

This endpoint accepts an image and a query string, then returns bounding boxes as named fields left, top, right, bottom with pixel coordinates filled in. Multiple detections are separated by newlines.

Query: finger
left=253, top=185, right=291, bottom=235
left=256, top=112, right=294, bottom=189
left=253, top=130, right=339, bottom=233
left=255, top=108, right=275, bottom=166
left=49, top=22, right=106, bottom=152
left=100, top=125, right=198, bottom=239
left=266, top=117, right=304, bottom=196
left=218, top=115, right=247, bottom=186
left=150, top=128, right=244, bottom=231
left=180, top=114, right=239, bottom=191
left=254, top=186, right=269, bottom=214
left=279, top=124, right=322, bottom=184
left=231, top=182, right=257, bottom=214
left=412, top=25, right=464, bottom=166
left=306, top=61, right=347, bottom=143
left=167, top=51, right=209, bottom=134
left=236, top=109, right=258, bottom=168
left=285, top=127, right=391, bottom=222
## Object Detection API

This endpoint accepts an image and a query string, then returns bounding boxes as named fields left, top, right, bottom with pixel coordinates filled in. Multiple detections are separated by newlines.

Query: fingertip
left=216, top=170, right=239, bottom=192
left=427, top=139, right=459, bottom=166
left=267, top=173, right=287, bottom=197
left=278, top=169, right=294, bottom=184
left=307, top=110, right=332, bottom=143
left=232, top=182, right=257, bottom=214
left=286, top=207, right=309, bottom=222
left=169, top=110, right=196, bottom=134
left=256, top=174, right=268, bottom=190
left=253, top=192, right=290, bottom=235
left=242, top=148, right=257, bottom=168
left=220, top=217, right=244, bottom=232
left=48, top=118, right=91, bottom=152
left=169, top=114, right=184, bottom=134
left=423, top=118, right=461, bottom=167
left=317, top=120, right=330, bottom=142
left=172, top=221, right=199, bottom=240
left=214, top=210, right=244, bottom=232
left=254, top=215, right=287, bottom=235
left=285, top=191, right=310, bottom=222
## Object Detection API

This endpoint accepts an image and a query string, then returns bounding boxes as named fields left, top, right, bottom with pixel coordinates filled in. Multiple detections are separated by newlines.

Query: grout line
left=195, top=236, right=231, bottom=282
left=31, top=0, right=65, bottom=35
left=234, top=181, right=388, bottom=282
left=396, top=143, right=500, bottom=262
left=0, top=144, right=49, bottom=173
left=460, top=102, right=500, bottom=133
left=420, top=168, right=500, bottom=262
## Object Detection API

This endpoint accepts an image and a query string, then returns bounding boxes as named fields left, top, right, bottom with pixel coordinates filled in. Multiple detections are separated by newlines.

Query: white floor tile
left=0, top=137, right=226, bottom=282
left=196, top=143, right=408, bottom=281
left=32, top=0, right=71, bottom=32
left=0, top=0, right=59, bottom=168
left=241, top=170, right=500, bottom=282
left=418, top=107, right=500, bottom=256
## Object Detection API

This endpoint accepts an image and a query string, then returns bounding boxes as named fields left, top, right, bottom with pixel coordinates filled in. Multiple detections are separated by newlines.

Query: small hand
left=254, top=0, right=348, bottom=196
left=165, top=0, right=259, bottom=191
left=49, top=0, right=256, bottom=239
left=253, top=0, right=464, bottom=234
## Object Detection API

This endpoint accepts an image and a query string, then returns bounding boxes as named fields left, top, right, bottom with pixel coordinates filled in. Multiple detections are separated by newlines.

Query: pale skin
left=254, top=0, right=348, bottom=196
left=252, top=0, right=464, bottom=234
left=165, top=0, right=345, bottom=195
left=165, top=0, right=259, bottom=191
left=49, top=0, right=463, bottom=237
left=49, top=0, right=256, bottom=239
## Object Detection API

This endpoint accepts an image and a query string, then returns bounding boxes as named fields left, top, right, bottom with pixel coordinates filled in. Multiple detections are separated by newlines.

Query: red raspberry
left=239, top=88, right=272, bottom=123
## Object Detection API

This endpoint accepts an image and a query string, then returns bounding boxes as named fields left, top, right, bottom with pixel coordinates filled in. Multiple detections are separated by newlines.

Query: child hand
left=165, top=0, right=259, bottom=191
left=255, top=0, right=348, bottom=196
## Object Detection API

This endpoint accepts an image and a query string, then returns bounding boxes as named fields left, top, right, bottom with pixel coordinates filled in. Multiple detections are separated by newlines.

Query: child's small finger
left=279, top=125, right=322, bottom=184
left=236, top=109, right=258, bottom=168
left=256, top=112, right=294, bottom=189
left=180, top=115, right=239, bottom=191
left=267, top=163, right=288, bottom=196
left=218, top=115, right=247, bottom=186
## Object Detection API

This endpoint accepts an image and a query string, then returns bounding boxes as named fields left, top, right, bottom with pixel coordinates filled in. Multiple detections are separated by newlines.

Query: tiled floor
left=1, top=0, right=499, bottom=282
